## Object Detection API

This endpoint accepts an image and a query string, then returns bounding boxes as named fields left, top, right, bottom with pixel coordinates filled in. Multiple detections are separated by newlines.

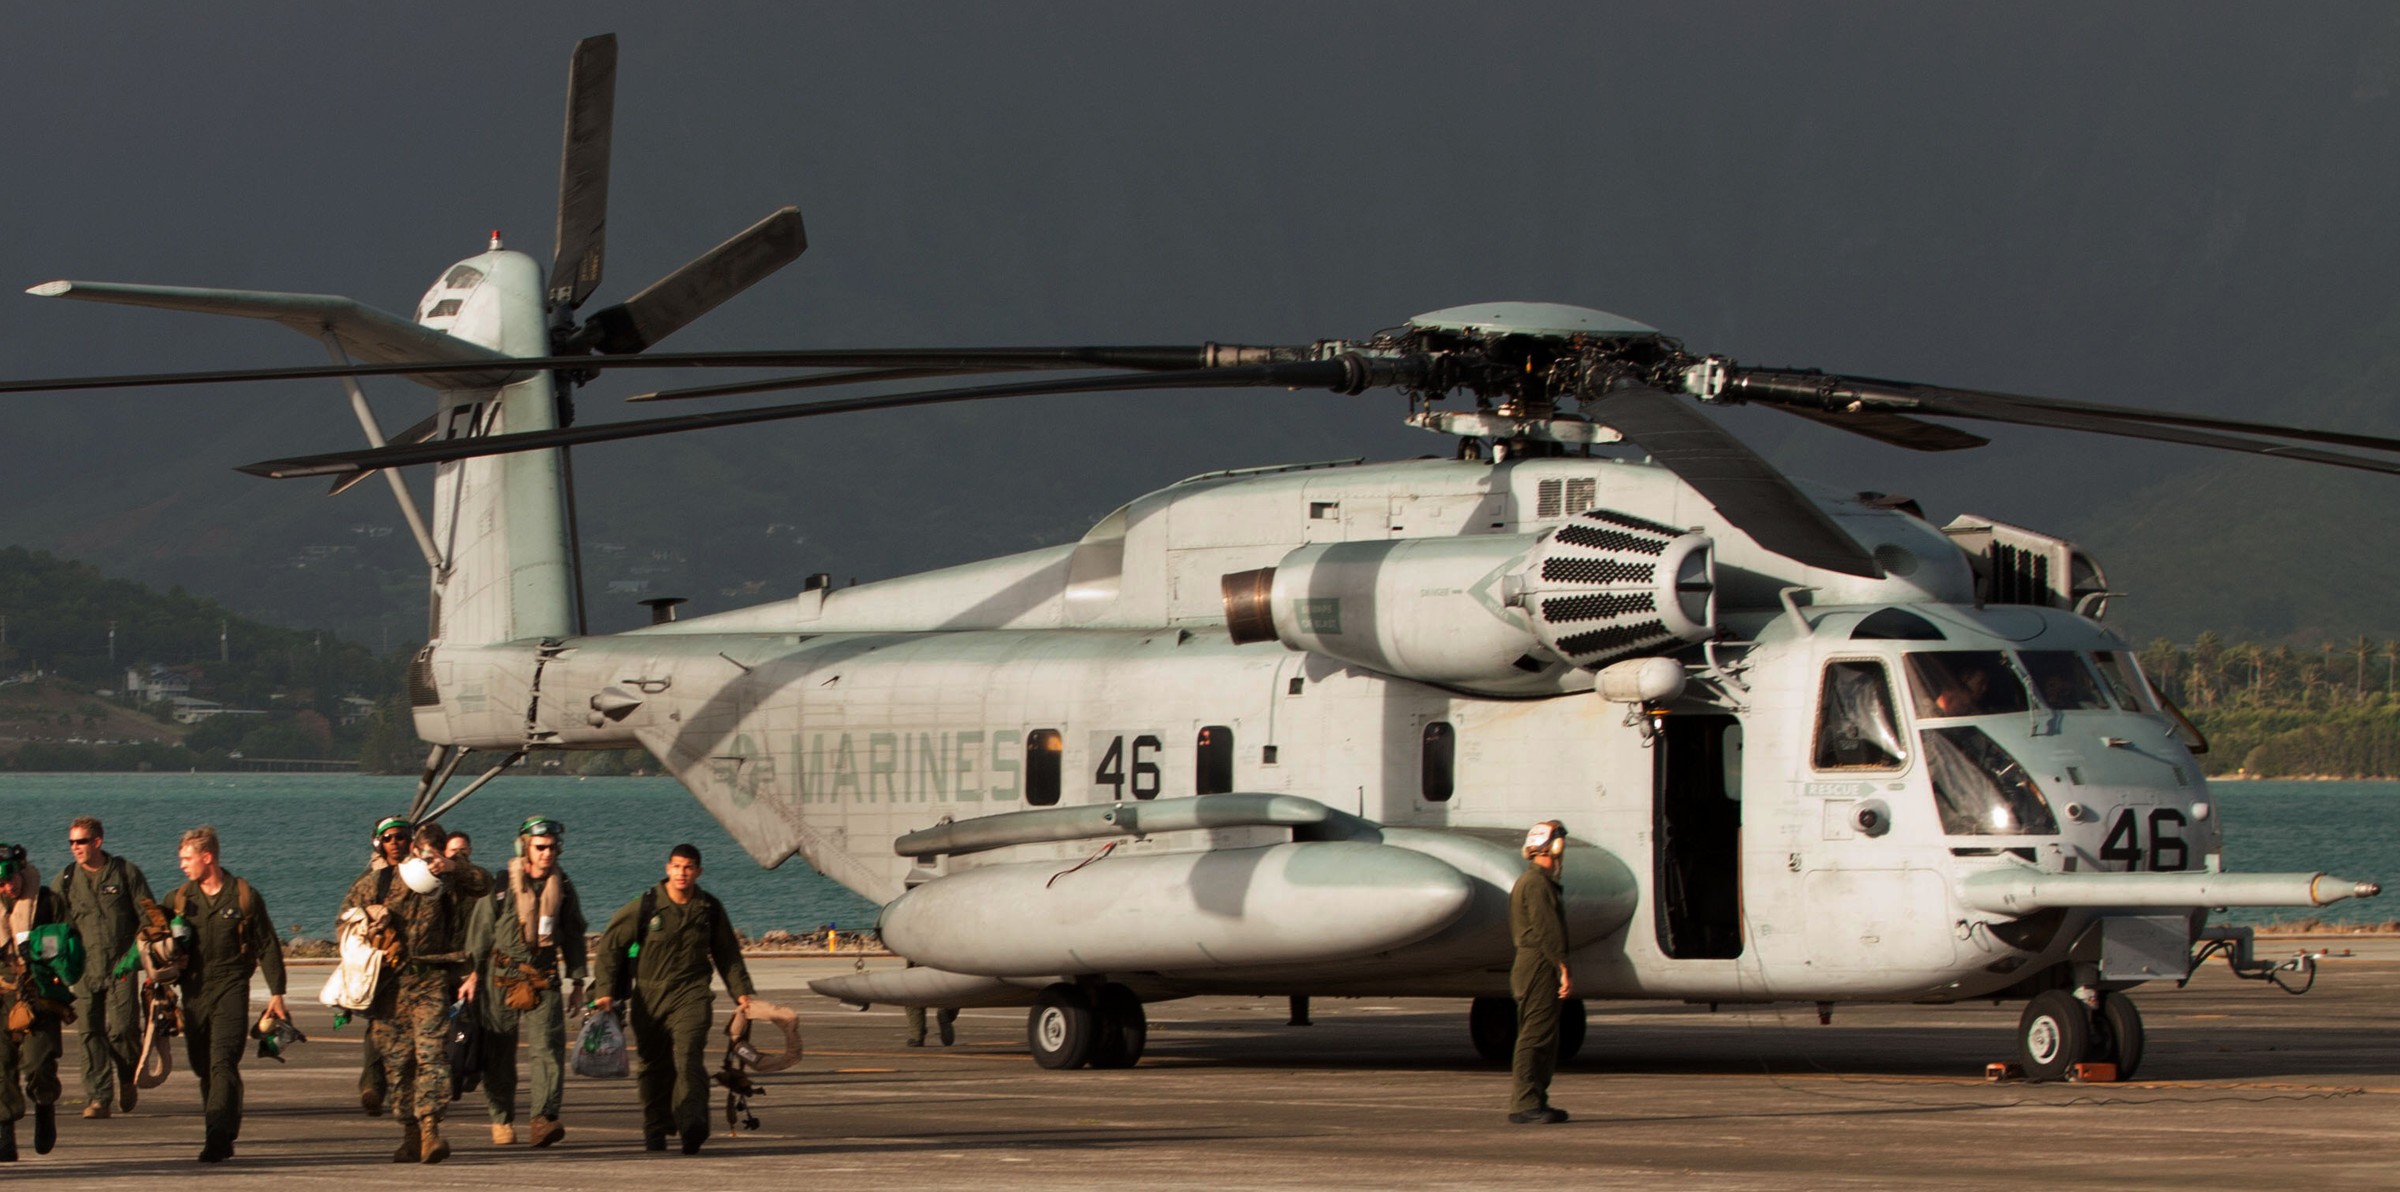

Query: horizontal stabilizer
left=26, top=280, right=528, bottom=390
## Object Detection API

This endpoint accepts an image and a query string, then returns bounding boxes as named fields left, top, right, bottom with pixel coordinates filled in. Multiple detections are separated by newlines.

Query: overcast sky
left=5, top=3, right=2399, bottom=642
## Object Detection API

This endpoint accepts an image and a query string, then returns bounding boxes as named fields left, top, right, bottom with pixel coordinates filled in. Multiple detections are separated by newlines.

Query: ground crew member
left=0, top=843, right=72, bottom=1161
left=465, top=816, right=586, bottom=1149
left=54, top=816, right=153, bottom=1120
left=340, top=821, right=484, bottom=1164
left=356, top=815, right=411, bottom=1117
left=170, top=826, right=288, bottom=1163
left=1507, top=819, right=1572, bottom=1125
left=593, top=843, right=754, bottom=1155
left=905, top=1003, right=958, bottom=1046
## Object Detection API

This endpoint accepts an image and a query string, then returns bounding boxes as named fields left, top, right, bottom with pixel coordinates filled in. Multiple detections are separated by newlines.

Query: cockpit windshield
left=1922, top=725, right=2059, bottom=835
left=1903, top=651, right=2030, bottom=719
left=2019, top=651, right=2109, bottom=710
left=2089, top=651, right=2150, bottom=711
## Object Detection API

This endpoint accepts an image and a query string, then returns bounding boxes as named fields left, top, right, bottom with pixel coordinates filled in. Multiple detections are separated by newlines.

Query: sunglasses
left=528, top=842, right=558, bottom=852
left=68, top=837, right=96, bottom=846
left=379, top=832, right=409, bottom=843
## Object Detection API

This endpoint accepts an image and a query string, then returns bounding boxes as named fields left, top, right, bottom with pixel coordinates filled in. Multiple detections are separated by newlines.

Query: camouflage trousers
left=0, top=996, right=62, bottom=1123
left=367, top=974, right=455, bottom=1122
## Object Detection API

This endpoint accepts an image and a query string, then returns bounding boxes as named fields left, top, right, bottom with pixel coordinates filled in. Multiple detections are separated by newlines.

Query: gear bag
left=444, top=1000, right=484, bottom=1097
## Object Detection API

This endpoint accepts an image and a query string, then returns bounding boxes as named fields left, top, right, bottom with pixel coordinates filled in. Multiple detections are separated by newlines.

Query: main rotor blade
left=1906, top=389, right=2400, bottom=477
left=574, top=207, right=808, bottom=355
left=239, top=358, right=1397, bottom=479
left=0, top=344, right=1236, bottom=395
left=549, top=33, right=618, bottom=313
left=1591, top=387, right=1884, bottom=577
left=624, top=366, right=999, bottom=403
left=1761, top=404, right=1989, bottom=452
left=1727, top=369, right=2400, bottom=456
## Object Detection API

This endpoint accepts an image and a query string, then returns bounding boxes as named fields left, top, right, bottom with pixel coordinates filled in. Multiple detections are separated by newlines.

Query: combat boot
left=391, top=1116, right=421, bottom=1163
left=32, top=1104, right=53, bottom=1154
left=420, top=1115, right=450, bottom=1164
left=490, top=1121, right=515, bottom=1145
left=528, top=1115, right=565, bottom=1148
left=1, top=1119, right=16, bottom=1162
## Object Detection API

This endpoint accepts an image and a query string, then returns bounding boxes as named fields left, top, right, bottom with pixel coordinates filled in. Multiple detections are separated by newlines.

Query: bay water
left=0, top=774, right=2388, bottom=940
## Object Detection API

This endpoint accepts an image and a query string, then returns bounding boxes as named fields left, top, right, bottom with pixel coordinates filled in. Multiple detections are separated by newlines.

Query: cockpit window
left=2088, top=651, right=2149, bottom=711
left=2020, top=651, right=2108, bottom=710
left=442, top=265, right=486, bottom=289
left=1903, top=651, right=2030, bottom=719
left=1813, top=660, right=1906, bottom=770
left=1921, top=726, right=2059, bottom=835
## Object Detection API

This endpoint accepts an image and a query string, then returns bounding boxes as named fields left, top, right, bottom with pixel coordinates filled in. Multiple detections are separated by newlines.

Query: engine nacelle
left=1222, top=510, right=1714, bottom=694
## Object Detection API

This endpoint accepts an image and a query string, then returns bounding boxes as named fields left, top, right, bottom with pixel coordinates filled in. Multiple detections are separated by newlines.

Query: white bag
left=319, top=907, right=384, bottom=1012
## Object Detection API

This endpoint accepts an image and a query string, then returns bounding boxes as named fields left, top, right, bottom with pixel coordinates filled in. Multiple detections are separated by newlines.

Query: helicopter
left=6, top=34, right=2384, bottom=1082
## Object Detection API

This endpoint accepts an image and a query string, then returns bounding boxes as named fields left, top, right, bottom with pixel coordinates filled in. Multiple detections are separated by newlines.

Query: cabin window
left=1921, top=726, right=2058, bottom=836
left=1025, top=729, right=1063, bottom=806
left=2020, top=651, right=2108, bottom=710
left=2088, top=651, right=2148, bottom=711
left=423, top=298, right=463, bottom=319
left=442, top=265, right=485, bottom=289
left=1195, top=725, right=1234, bottom=795
left=1421, top=721, right=1456, bottom=802
left=1903, top=651, right=2030, bottom=719
left=1813, top=660, right=1905, bottom=770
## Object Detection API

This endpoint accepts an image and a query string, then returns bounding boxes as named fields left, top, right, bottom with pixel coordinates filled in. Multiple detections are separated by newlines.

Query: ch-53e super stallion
left=8, top=34, right=2383, bottom=1083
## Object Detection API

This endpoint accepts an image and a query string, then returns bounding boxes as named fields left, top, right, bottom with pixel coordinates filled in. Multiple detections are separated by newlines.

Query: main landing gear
left=1028, top=982, right=1148, bottom=1069
left=1467, top=996, right=1587, bottom=1064
left=2017, top=989, right=2145, bottom=1082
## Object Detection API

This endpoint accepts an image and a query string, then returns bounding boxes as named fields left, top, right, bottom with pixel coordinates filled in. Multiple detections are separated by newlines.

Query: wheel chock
left=2067, top=1062, right=2118, bottom=1083
left=1984, top=1063, right=2024, bottom=1082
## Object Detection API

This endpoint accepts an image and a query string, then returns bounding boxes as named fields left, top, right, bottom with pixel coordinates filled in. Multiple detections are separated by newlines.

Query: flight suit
left=53, top=853, right=152, bottom=1112
left=341, top=863, right=485, bottom=1151
left=172, top=876, right=285, bottom=1157
left=1507, top=861, right=1569, bottom=1116
left=465, top=862, right=587, bottom=1135
left=0, top=887, right=70, bottom=1146
left=594, top=883, right=753, bottom=1147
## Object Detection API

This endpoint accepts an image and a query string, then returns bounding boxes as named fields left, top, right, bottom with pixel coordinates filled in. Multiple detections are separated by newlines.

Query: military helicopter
left=7, top=35, right=2384, bottom=1082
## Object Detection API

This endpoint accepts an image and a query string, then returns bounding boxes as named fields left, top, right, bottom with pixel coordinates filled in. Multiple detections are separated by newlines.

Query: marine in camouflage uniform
left=54, top=817, right=153, bottom=1118
left=355, top=816, right=413, bottom=1117
left=340, top=822, right=487, bottom=1164
left=464, top=817, right=586, bottom=1149
left=169, top=826, right=288, bottom=1164
left=592, top=843, right=753, bottom=1155
left=0, top=844, right=73, bottom=1161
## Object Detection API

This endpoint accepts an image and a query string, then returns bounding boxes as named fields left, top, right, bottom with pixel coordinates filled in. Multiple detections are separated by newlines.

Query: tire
left=1090, top=983, right=1147, bottom=1069
left=1468, top=997, right=1515, bottom=1064
left=2018, top=989, right=2091, bottom=1082
left=1558, top=998, right=1587, bottom=1063
left=2091, top=992, right=2144, bottom=1081
left=1028, top=984, right=1100, bottom=1070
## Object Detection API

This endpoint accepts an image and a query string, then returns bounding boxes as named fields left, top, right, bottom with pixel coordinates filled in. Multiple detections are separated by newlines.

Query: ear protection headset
left=1522, top=820, right=1568, bottom=858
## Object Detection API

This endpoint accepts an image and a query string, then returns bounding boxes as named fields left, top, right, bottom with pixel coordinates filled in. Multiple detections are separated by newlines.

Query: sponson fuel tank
left=878, top=841, right=1477, bottom=977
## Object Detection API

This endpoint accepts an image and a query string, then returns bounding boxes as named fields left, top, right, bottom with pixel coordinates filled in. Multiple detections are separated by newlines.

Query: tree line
left=2139, top=634, right=2400, bottom=778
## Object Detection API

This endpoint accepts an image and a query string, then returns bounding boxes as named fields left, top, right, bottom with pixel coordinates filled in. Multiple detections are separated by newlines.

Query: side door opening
left=1654, top=713, right=1743, bottom=960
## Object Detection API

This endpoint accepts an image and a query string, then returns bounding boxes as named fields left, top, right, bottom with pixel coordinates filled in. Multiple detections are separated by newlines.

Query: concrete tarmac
left=10, top=938, right=2395, bottom=1190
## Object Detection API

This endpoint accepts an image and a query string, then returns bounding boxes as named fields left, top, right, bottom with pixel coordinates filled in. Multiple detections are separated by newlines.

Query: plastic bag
left=572, top=1008, right=628, bottom=1079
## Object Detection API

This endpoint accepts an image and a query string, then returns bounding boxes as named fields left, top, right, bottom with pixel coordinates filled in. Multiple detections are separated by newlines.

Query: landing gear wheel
left=2090, top=992, right=2144, bottom=1081
left=1468, top=997, right=1515, bottom=1064
left=1090, top=983, right=1148, bottom=1069
left=1558, top=998, right=1587, bottom=1063
left=1028, top=984, right=1101, bottom=1070
left=2018, top=989, right=2091, bottom=1083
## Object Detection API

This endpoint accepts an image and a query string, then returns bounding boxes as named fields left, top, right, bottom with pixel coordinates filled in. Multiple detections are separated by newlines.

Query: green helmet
left=374, top=816, right=413, bottom=840
left=0, top=841, right=22, bottom=878
left=518, top=816, right=564, bottom=840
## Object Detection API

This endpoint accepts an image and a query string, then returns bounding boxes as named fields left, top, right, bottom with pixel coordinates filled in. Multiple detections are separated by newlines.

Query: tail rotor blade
left=549, top=33, right=618, bottom=313
left=574, top=206, right=807, bottom=355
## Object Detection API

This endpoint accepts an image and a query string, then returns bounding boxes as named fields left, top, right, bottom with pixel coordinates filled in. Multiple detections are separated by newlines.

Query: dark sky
left=6, top=3, right=2400, bottom=645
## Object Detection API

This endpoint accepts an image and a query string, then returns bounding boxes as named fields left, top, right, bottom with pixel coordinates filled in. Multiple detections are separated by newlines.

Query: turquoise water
left=0, top=775, right=2387, bottom=938
left=0, top=773, right=879, bottom=938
